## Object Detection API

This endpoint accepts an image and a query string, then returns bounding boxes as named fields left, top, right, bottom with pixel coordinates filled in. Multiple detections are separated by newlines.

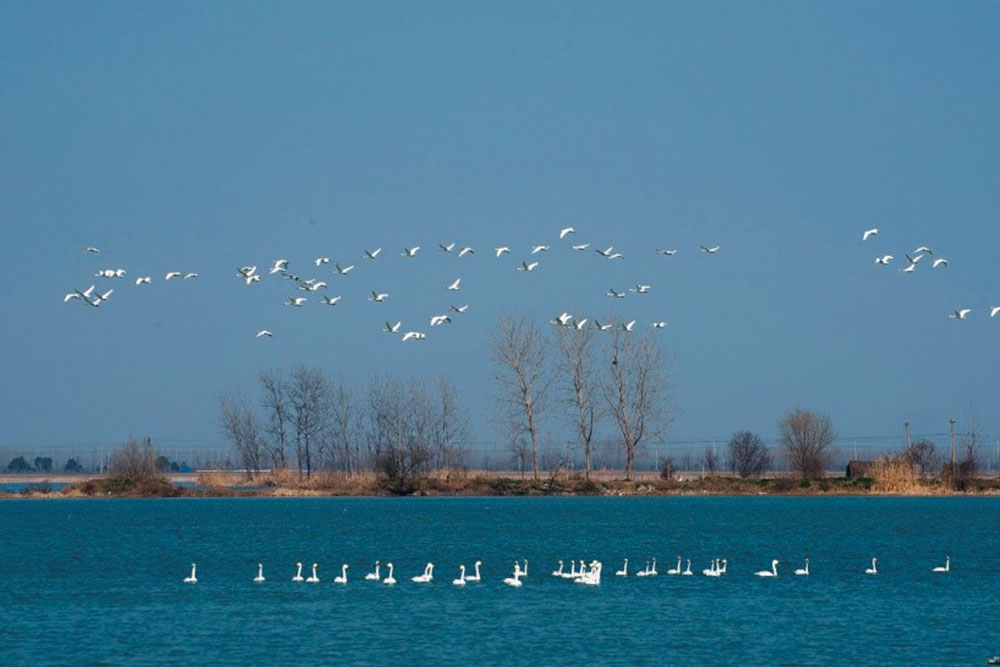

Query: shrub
left=870, top=455, right=920, bottom=493
left=728, top=431, right=773, bottom=478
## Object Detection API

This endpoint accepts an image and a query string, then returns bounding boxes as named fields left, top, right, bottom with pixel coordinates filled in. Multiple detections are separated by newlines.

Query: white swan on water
left=465, top=561, right=482, bottom=582
left=648, top=558, right=658, bottom=576
left=635, top=560, right=650, bottom=577
left=334, top=564, right=348, bottom=584
left=561, top=560, right=578, bottom=579
left=616, top=559, right=628, bottom=576
left=865, top=558, right=878, bottom=575
left=681, top=559, right=693, bottom=576
left=503, top=564, right=523, bottom=587
left=703, top=559, right=721, bottom=577
left=552, top=560, right=564, bottom=577
left=306, top=563, right=320, bottom=583
left=755, top=560, right=778, bottom=577
left=522, top=559, right=529, bottom=577
left=932, top=556, right=950, bottom=573
left=667, top=556, right=682, bottom=575
left=412, top=563, right=434, bottom=583
left=794, top=559, right=810, bottom=576
left=453, top=565, right=467, bottom=586
left=365, top=561, right=381, bottom=581
left=383, top=563, right=396, bottom=585
left=254, top=563, right=265, bottom=583
left=292, top=562, right=304, bottom=582
left=183, top=563, right=197, bottom=583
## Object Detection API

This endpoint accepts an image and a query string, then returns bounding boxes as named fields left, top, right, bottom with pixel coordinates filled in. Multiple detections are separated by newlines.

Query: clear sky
left=2, top=1, right=998, bottom=463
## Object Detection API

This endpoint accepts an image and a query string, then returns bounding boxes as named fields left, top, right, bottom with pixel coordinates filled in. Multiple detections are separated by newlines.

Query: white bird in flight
left=594, top=320, right=613, bottom=331
left=286, top=297, right=307, bottom=307
left=607, top=288, right=626, bottom=299
left=439, top=242, right=456, bottom=253
left=652, top=322, right=667, bottom=329
left=874, top=255, right=894, bottom=265
left=314, top=257, right=331, bottom=267
left=621, top=320, right=636, bottom=332
left=990, top=306, right=1000, bottom=318
left=932, top=258, right=948, bottom=268
left=551, top=312, right=573, bottom=327
left=430, top=315, right=452, bottom=326
left=458, top=246, right=474, bottom=257
left=862, top=228, right=879, bottom=241
left=495, top=247, right=510, bottom=257
left=135, top=276, right=151, bottom=285
left=335, top=263, right=354, bottom=275
left=517, top=261, right=539, bottom=272
left=370, top=291, right=389, bottom=303
left=401, top=246, right=420, bottom=258
left=384, top=321, right=401, bottom=334
left=913, top=246, right=933, bottom=255
left=446, top=278, right=461, bottom=291
left=321, top=295, right=341, bottom=306
left=364, top=248, right=382, bottom=259
left=64, top=285, right=95, bottom=302
left=269, top=259, right=289, bottom=274
left=255, top=330, right=274, bottom=338
left=949, top=309, right=971, bottom=320
left=165, top=272, right=182, bottom=280
left=531, top=245, right=549, bottom=254
left=401, top=331, right=427, bottom=342
left=655, top=248, right=678, bottom=256
left=559, top=227, right=575, bottom=239
left=595, top=246, right=614, bottom=257
left=450, top=304, right=469, bottom=314
left=571, top=243, right=590, bottom=251
left=630, top=284, right=651, bottom=294
left=82, top=246, right=101, bottom=254
left=700, top=245, right=720, bottom=254
left=573, top=318, right=588, bottom=330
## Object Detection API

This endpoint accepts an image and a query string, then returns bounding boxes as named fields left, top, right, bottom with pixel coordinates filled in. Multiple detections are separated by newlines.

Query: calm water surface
left=1, top=496, right=998, bottom=665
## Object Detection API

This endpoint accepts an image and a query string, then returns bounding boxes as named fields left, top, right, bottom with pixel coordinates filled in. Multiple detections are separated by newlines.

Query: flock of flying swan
left=181, top=555, right=952, bottom=585
left=861, top=227, right=998, bottom=319
left=66, top=226, right=708, bottom=340
left=67, top=226, right=996, bottom=332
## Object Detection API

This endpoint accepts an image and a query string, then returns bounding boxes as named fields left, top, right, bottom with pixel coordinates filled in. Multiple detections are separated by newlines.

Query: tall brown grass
left=870, top=456, right=922, bottom=494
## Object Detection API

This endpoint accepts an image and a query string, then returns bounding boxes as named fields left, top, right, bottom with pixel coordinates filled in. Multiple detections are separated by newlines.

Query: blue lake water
left=0, top=496, right=997, bottom=665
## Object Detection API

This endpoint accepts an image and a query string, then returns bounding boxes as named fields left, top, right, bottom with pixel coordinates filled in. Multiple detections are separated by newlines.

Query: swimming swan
left=453, top=565, right=467, bottom=586
left=412, top=563, right=434, bottom=583
left=667, top=556, right=682, bottom=576
left=292, top=562, right=304, bottom=582
left=636, top=560, right=650, bottom=577
left=794, top=559, right=809, bottom=576
left=183, top=563, right=197, bottom=583
left=334, top=564, right=348, bottom=584
left=365, top=561, right=381, bottom=581
left=552, top=560, right=564, bottom=577
left=865, top=558, right=878, bottom=575
left=306, top=563, right=320, bottom=583
left=681, top=559, right=693, bottom=576
left=932, top=557, right=950, bottom=573
left=383, top=563, right=396, bottom=585
left=465, top=561, right=482, bottom=582
left=755, top=560, right=778, bottom=577
left=254, top=563, right=265, bottom=583
left=503, top=567, right=523, bottom=587
left=616, top=559, right=628, bottom=576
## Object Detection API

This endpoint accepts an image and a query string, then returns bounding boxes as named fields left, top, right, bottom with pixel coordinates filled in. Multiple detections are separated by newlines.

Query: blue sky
left=2, top=1, right=998, bottom=462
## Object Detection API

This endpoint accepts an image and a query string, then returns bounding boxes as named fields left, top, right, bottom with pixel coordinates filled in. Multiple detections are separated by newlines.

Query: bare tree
left=287, top=366, right=330, bottom=479
left=219, top=390, right=266, bottom=479
left=902, top=439, right=938, bottom=479
left=433, top=375, right=470, bottom=474
left=110, top=437, right=158, bottom=479
left=329, top=376, right=360, bottom=475
left=702, top=446, right=719, bottom=474
left=489, top=313, right=549, bottom=480
left=779, top=408, right=836, bottom=479
left=509, top=436, right=530, bottom=479
left=555, top=325, right=601, bottom=480
left=728, top=430, right=773, bottom=478
left=372, top=377, right=433, bottom=492
left=258, top=369, right=291, bottom=469
left=603, top=328, right=670, bottom=481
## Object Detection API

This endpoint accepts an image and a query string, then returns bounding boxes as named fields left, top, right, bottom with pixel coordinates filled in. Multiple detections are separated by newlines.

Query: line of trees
left=219, top=368, right=471, bottom=485
left=489, top=312, right=672, bottom=481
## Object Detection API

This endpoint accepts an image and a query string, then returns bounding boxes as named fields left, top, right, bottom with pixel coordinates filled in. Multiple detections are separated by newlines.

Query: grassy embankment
left=3, top=464, right=999, bottom=498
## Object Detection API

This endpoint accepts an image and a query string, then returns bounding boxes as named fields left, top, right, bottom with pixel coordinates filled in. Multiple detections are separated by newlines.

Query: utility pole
left=949, top=418, right=956, bottom=469
left=904, top=422, right=910, bottom=450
